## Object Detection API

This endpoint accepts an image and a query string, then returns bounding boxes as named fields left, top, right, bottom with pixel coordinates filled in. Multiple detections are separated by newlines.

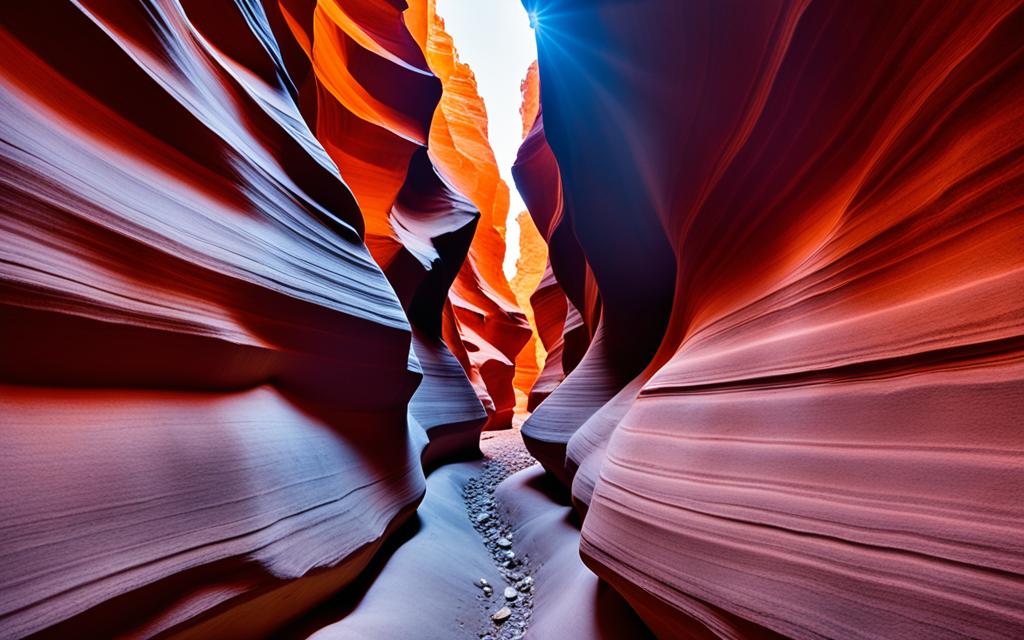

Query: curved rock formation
left=413, top=3, right=532, bottom=430
left=0, top=2, right=426, bottom=636
left=277, top=0, right=528, bottom=436
left=0, top=0, right=523, bottom=635
left=4, top=0, right=1022, bottom=637
left=278, top=0, right=492, bottom=463
left=522, top=0, right=1024, bottom=636
left=513, top=83, right=601, bottom=479
left=389, top=148, right=488, bottom=465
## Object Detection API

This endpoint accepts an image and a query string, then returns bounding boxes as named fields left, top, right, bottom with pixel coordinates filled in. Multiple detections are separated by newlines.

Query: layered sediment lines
left=280, top=0, right=529, bottom=434
left=0, top=2, right=423, bottom=636
left=0, top=0, right=522, bottom=636
left=280, top=0, right=488, bottom=460
left=4, top=0, right=1022, bottom=637
left=519, top=0, right=1024, bottom=636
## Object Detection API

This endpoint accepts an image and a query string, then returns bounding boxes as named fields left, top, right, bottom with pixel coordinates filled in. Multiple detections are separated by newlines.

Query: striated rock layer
left=276, top=0, right=529, bottom=434
left=0, top=0, right=523, bottom=636
left=513, top=81, right=600, bottom=480
left=520, top=0, right=1024, bottom=637
left=0, top=2, right=426, bottom=636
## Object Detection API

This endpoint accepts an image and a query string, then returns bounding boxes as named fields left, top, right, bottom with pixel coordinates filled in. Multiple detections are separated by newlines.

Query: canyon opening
left=1, top=1, right=1022, bottom=640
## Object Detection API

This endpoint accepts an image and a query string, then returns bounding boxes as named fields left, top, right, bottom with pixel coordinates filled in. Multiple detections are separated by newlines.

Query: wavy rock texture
left=389, top=148, right=488, bottom=464
left=0, top=2, right=432, bottom=637
left=276, top=0, right=527, bottom=436
left=0, top=0, right=524, bottom=636
left=522, top=0, right=1024, bottom=637
left=280, top=461, right=508, bottom=640
left=5, top=0, right=1021, bottom=638
left=513, top=84, right=600, bottom=479
left=271, top=0, right=490, bottom=461
left=410, top=2, right=532, bottom=430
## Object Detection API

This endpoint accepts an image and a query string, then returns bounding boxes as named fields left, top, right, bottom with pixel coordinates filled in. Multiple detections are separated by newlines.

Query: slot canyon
left=1, top=0, right=1022, bottom=638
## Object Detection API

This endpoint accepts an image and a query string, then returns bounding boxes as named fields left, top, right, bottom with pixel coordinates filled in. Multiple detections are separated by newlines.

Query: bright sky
left=434, top=0, right=537, bottom=279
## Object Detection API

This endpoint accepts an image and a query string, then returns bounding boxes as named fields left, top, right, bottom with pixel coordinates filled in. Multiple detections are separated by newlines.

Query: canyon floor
left=278, top=429, right=541, bottom=639
left=275, top=426, right=650, bottom=640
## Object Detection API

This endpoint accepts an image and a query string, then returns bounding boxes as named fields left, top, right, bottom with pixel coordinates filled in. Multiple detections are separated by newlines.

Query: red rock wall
left=0, top=2, right=428, bottom=636
left=521, top=0, right=1024, bottom=636
left=0, top=0, right=517, bottom=635
left=412, top=1, right=532, bottom=430
left=274, top=0, right=500, bottom=462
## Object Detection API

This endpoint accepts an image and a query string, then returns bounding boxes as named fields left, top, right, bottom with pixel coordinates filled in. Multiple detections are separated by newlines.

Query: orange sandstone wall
left=410, top=1, right=531, bottom=430
left=509, top=210, right=548, bottom=421
left=276, top=0, right=529, bottom=432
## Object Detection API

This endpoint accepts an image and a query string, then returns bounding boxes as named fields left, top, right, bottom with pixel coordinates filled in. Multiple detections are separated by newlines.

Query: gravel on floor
left=463, top=428, right=539, bottom=640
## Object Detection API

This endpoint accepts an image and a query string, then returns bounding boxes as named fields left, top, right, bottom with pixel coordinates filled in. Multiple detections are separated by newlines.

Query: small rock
left=496, top=537, right=512, bottom=548
left=504, top=587, right=519, bottom=600
left=476, top=512, right=491, bottom=523
left=491, top=607, right=512, bottom=623
left=483, top=586, right=493, bottom=596
left=516, top=576, right=533, bottom=591
left=476, top=578, right=489, bottom=589
left=504, top=550, right=515, bottom=560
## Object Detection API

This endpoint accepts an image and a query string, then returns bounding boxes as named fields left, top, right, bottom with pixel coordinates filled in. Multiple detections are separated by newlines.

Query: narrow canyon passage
left=278, top=430, right=548, bottom=640
left=1, top=1, right=1022, bottom=639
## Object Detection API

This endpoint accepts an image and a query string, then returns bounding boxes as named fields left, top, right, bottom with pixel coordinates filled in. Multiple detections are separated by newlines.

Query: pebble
left=491, top=607, right=512, bottom=623
left=463, top=428, right=538, bottom=639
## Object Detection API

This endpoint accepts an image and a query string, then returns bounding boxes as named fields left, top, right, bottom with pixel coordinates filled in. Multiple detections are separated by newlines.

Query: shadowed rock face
left=519, top=0, right=1024, bottom=636
left=0, top=0, right=522, bottom=636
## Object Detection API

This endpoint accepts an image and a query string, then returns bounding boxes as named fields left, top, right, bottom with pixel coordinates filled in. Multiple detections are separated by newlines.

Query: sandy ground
left=281, top=428, right=541, bottom=640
